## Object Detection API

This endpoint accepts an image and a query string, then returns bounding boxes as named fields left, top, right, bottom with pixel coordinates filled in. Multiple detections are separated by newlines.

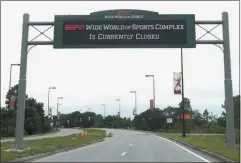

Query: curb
left=7, top=139, right=106, bottom=162
left=159, top=135, right=236, bottom=163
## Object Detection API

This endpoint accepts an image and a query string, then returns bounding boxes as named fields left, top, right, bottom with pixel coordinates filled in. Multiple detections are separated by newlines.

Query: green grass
left=157, top=133, right=240, bottom=162
left=1, top=129, right=106, bottom=162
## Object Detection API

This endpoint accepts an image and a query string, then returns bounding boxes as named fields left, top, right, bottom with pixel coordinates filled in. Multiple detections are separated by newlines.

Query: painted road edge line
left=155, top=135, right=210, bottom=162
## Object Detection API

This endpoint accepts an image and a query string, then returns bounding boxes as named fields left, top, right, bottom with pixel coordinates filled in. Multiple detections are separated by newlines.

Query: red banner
left=117, top=112, right=120, bottom=119
left=173, top=72, right=182, bottom=95
left=150, top=99, right=154, bottom=111
left=180, top=113, right=191, bottom=120
left=9, top=95, right=15, bottom=110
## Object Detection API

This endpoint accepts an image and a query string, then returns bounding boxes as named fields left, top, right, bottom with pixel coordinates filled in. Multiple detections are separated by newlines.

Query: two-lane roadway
left=33, top=129, right=221, bottom=162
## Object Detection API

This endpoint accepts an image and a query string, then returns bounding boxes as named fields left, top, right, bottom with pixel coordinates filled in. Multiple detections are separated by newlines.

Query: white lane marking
left=155, top=136, right=210, bottom=162
left=121, top=152, right=126, bottom=156
left=129, top=144, right=133, bottom=147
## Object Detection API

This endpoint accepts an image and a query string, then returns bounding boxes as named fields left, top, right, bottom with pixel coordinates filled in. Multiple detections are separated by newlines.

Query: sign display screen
left=62, top=20, right=187, bottom=46
left=53, top=10, right=196, bottom=48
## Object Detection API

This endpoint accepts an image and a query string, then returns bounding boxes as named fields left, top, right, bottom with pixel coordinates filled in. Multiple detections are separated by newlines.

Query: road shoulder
left=156, top=135, right=237, bottom=162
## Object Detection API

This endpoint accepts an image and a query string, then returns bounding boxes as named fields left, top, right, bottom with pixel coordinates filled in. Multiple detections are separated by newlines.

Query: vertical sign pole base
left=11, top=13, right=29, bottom=151
left=222, top=12, right=236, bottom=149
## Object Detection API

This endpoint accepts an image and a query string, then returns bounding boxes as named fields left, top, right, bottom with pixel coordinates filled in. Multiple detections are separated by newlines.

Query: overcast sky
left=1, top=1, right=240, bottom=119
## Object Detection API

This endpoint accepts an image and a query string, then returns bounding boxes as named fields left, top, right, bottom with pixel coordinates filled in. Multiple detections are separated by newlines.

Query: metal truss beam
left=196, top=40, right=224, bottom=44
left=195, top=20, right=223, bottom=24
left=28, top=22, right=54, bottom=26
left=28, top=41, right=53, bottom=45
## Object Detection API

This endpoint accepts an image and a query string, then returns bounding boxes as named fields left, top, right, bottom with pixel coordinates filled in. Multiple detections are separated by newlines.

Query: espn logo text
left=64, top=24, right=85, bottom=31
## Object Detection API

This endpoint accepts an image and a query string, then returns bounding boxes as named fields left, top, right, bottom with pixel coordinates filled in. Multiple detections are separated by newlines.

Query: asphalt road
left=33, top=129, right=221, bottom=162
left=1, top=128, right=80, bottom=143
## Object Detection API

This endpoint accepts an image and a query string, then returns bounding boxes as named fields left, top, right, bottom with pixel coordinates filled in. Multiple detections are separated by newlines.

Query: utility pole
left=101, top=104, right=105, bottom=119
left=116, top=99, right=120, bottom=118
left=130, top=91, right=137, bottom=115
left=47, top=87, right=56, bottom=123
left=56, top=97, right=63, bottom=129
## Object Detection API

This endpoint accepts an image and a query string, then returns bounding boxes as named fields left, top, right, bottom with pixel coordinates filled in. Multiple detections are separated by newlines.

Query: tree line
left=1, top=84, right=240, bottom=143
left=1, top=85, right=51, bottom=137
left=0, top=84, right=133, bottom=137
left=133, top=97, right=240, bottom=133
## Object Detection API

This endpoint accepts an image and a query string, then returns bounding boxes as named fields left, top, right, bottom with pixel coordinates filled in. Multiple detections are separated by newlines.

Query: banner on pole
left=9, top=95, right=15, bottom=110
left=150, top=99, right=154, bottom=111
left=117, top=112, right=120, bottom=119
left=133, top=108, right=136, bottom=115
left=49, top=108, right=52, bottom=116
left=173, top=72, right=182, bottom=95
left=57, top=111, right=60, bottom=119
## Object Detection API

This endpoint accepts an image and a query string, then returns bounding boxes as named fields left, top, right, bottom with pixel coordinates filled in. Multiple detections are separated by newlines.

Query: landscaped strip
left=156, top=133, right=240, bottom=162
left=1, top=128, right=106, bottom=162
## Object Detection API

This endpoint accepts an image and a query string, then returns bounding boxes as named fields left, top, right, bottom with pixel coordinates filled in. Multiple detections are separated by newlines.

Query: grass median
left=1, top=128, right=106, bottom=162
left=157, top=133, right=240, bottom=162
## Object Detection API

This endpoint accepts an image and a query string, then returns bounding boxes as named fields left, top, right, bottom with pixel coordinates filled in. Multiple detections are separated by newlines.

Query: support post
left=222, top=12, right=236, bottom=149
left=13, top=13, right=29, bottom=150
left=181, top=48, right=186, bottom=137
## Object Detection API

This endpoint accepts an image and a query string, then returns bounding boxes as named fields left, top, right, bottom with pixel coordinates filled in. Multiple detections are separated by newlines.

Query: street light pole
left=56, top=97, right=63, bottom=129
left=130, top=91, right=137, bottom=115
left=47, top=87, right=56, bottom=123
left=145, top=75, right=156, bottom=108
left=116, top=99, right=120, bottom=118
left=9, top=64, right=20, bottom=91
left=101, top=104, right=105, bottom=119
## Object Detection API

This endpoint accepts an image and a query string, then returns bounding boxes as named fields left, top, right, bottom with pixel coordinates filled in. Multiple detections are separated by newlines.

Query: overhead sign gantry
left=13, top=9, right=236, bottom=151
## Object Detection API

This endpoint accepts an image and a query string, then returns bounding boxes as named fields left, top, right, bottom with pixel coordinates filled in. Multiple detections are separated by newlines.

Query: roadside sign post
left=166, top=118, right=172, bottom=133
left=13, top=10, right=236, bottom=150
